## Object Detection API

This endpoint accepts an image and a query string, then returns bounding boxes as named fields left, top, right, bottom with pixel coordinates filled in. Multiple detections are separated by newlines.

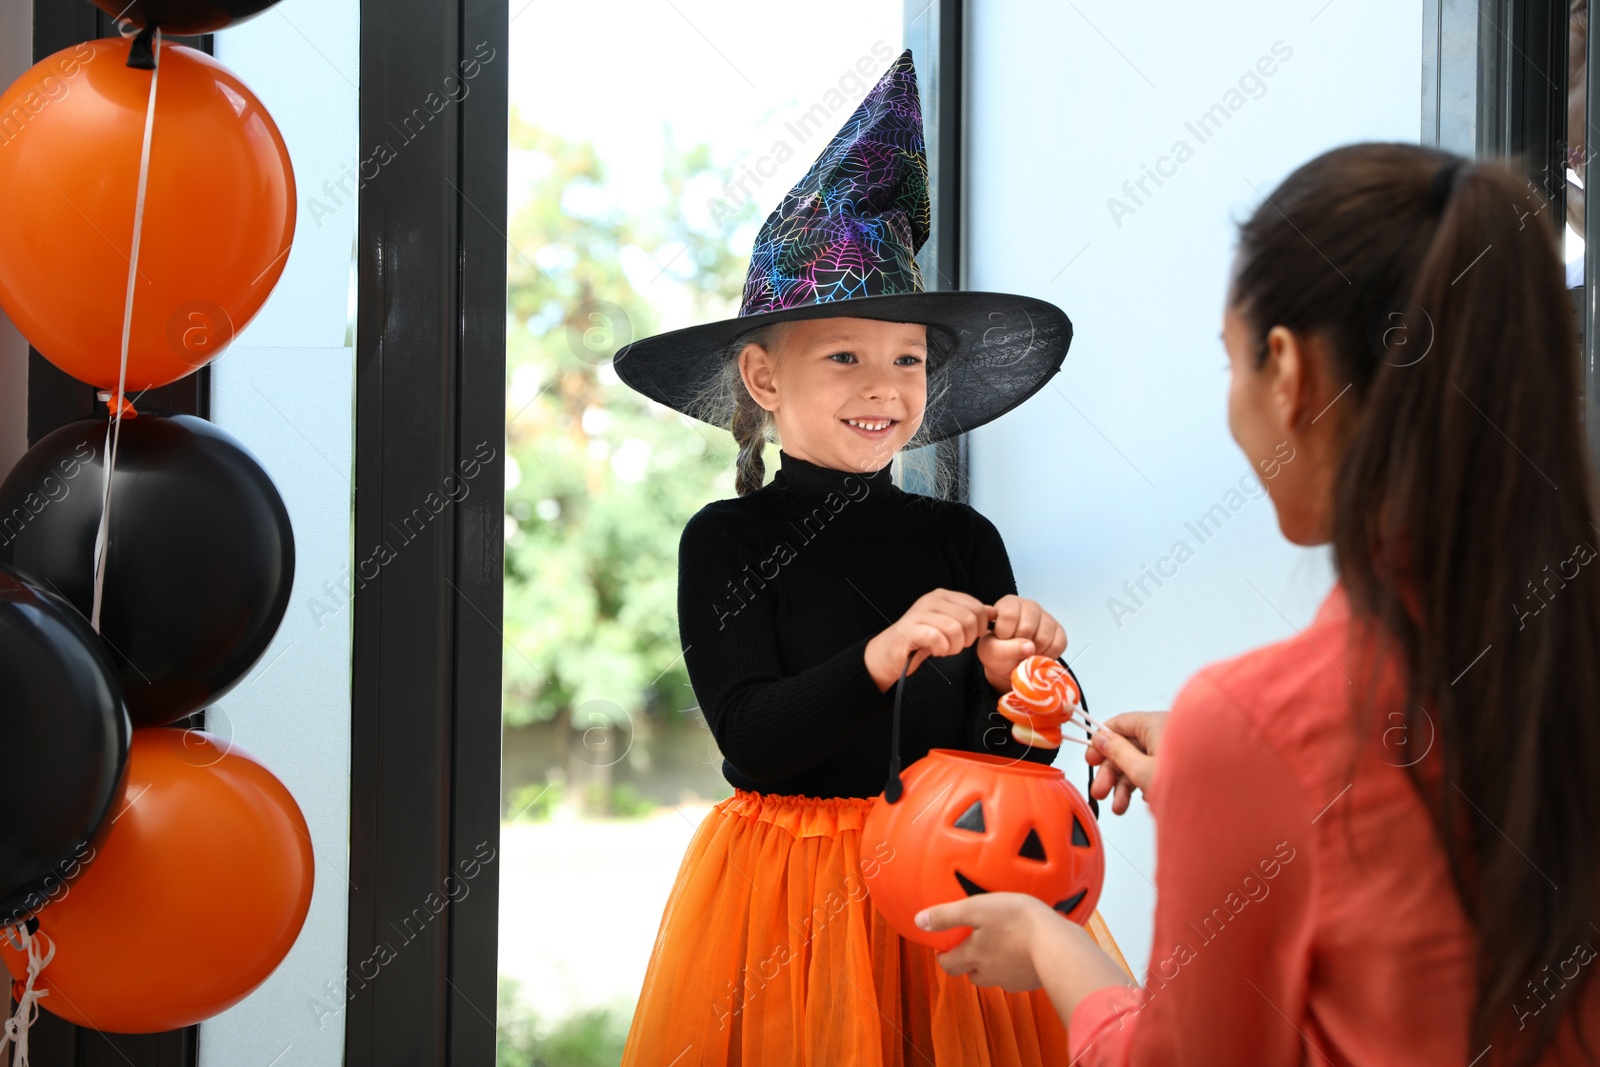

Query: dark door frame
left=1585, top=0, right=1600, bottom=461
left=1477, top=0, right=1568, bottom=205
left=345, top=0, right=507, bottom=1063
left=905, top=0, right=969, bottom=503
left=1426, top=0, right=1591, bottom=454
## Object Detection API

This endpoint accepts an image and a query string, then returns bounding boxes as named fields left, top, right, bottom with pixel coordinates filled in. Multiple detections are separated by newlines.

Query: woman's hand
left=1086, top=711, right=1168, bottom=814
left=977, top=594, right=1068, bottom=692
left=917, top=893, right=1136, bottom=1016
left=865, top=588, right=996, bottom=691
left=915, top=892, right=1054, bottom=991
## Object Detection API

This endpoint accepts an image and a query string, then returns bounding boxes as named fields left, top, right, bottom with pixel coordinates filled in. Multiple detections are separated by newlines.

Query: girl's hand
left=977, top=594, right=1067, bottom=691
left=1086, top=711, right=1168, bottom=814
left=915, top=892, right=1052, bottom=992
left=865, top=588, right=996, bottom=691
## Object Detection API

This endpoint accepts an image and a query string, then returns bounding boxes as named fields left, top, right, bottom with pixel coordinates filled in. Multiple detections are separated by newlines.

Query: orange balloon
left=0, top=37, right=295, bottom=392
left=0, top=728, right=314, bottom=1033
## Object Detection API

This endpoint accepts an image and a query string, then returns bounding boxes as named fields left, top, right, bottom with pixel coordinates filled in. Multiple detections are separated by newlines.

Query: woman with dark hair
left=916, top=142, right=1600, bottom=1065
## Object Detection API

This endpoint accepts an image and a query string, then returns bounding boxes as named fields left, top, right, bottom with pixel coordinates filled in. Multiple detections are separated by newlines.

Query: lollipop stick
left=1062, top=708, right=1097, bottom=732
left=1068, top=705, right=1103, bottom=731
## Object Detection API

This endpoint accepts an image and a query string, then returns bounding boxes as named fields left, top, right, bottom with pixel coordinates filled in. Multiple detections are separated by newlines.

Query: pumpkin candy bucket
left=861, top=653, right=1106, bottom=953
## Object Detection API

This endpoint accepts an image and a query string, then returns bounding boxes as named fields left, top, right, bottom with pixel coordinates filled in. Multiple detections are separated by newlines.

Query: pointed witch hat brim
left=613, top=50, right=1072, bottom=446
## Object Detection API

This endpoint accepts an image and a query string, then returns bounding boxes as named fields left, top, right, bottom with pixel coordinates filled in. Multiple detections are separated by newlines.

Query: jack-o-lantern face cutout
left=861, top=749, right=1105, bottom=953
left=946, top=798, right=1095, bottom=917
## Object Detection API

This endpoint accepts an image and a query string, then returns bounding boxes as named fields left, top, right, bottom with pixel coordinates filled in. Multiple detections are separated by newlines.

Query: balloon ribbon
left=91, top=27, right=161, bottom=633
left=0, top=921, right=56, bottom=1067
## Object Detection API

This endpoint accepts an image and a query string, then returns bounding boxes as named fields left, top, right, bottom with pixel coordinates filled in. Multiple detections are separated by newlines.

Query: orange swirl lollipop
left=998, top=687, right=1068, bottom=731
left=1011, top=655, right=1070, bottom=714
left=997, top=690, right=1042, bottom=727
left=1060, top=671, right=1083, bottom=713
left=1013, top=719, right=1064, bottom=748
left=999, top=655, right=1086, bottom=748
left=998, top=692, right=1064, bottom=747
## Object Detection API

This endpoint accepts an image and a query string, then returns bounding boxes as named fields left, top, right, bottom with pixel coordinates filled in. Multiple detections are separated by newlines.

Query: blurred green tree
left=501, top=108, right=760, bottom=809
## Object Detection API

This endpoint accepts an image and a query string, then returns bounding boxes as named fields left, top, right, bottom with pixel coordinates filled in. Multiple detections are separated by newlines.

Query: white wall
left=966, top=0, right=1422, bottom=978
left=0, top=0, right=31, bottom=478
left=202, top=4, right=357, bottom=1065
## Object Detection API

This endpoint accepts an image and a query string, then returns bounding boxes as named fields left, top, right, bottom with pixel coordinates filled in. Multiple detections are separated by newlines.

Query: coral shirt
left=1068, top=581, right=1600, bottom=1064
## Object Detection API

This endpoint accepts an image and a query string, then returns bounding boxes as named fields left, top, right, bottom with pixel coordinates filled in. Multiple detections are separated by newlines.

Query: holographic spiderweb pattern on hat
left=739, top=49, right=932, bottom=317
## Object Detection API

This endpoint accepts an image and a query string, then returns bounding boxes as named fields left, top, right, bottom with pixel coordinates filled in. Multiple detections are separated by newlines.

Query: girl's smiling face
left=737, top=316, right=928, bottom=473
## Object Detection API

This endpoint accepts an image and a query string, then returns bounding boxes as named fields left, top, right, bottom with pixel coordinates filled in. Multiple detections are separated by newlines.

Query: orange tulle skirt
left=621, top=789, right=1133, bottom=1067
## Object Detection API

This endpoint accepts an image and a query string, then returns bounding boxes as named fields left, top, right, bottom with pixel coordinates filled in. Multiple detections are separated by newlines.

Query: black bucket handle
left=883, top=648, right=1099, bottom=819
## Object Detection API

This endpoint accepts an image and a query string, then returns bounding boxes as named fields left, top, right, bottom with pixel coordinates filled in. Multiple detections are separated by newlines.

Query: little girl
left=614, top=51, right=1128, bottom=1065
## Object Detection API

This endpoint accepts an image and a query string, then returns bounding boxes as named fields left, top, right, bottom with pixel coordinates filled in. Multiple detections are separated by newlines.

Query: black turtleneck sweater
left=676, top=449, right=1058, bottom=798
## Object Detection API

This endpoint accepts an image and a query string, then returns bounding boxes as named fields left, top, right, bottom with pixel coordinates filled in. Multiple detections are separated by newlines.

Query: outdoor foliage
left=497, top=978, right=632, bottom=1067
left=501, top=107, right=760, bottom=741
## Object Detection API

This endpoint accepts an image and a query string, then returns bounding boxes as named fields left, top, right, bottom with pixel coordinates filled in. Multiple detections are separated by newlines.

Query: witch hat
left=613, top=49, right=1071, bottom=445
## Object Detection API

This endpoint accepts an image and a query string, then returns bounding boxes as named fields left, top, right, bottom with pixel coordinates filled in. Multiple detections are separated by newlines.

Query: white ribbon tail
left=0, top=923, right=56, bottom=1067
left=91, top=27, right=161, bottom=633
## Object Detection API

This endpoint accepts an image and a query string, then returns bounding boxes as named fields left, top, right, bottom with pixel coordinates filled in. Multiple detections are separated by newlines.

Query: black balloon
left=0, top=564, right=130, bottom=926
left=88, top=0, right=284, bottom=35
left=0, top=414, right=295, bottom=727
